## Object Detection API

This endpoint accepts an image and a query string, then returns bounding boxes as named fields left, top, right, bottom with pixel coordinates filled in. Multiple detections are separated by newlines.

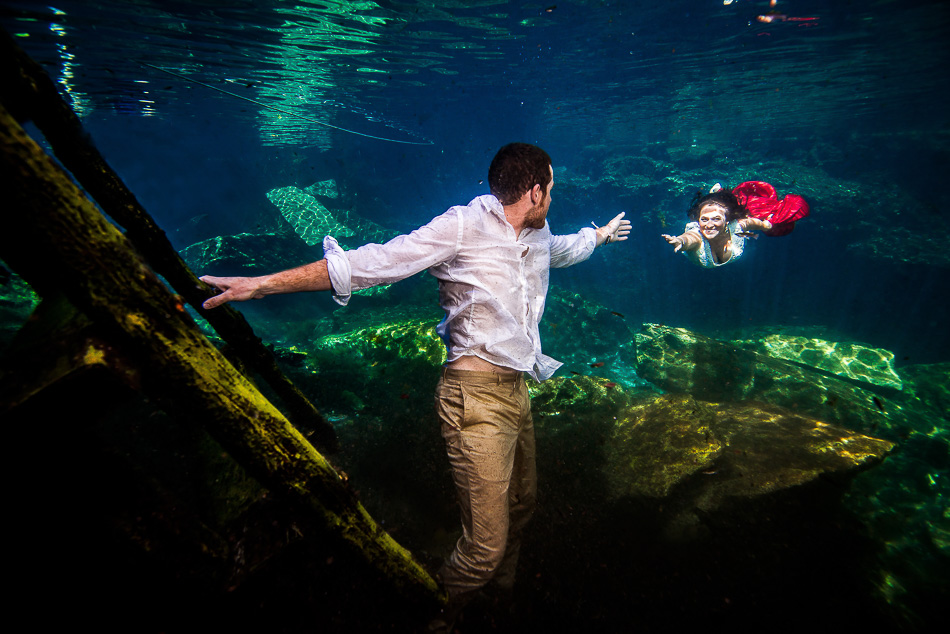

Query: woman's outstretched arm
left=661, top=230, right=702, bottom=253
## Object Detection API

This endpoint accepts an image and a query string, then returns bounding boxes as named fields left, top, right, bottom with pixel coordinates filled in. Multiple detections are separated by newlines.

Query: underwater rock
left=267, top=183, right=399, bottom=249
left=0, top=264, right=38, bottom=311
left=604, top=393, right=894, bottom=507
left=841, top=418, right=950, bottom=612
left=270, top=343, right=309, bottom=368
left=180, top=234, right=397, bottom=299
left=304, top=178, right=340, bottom=199
left=296, top=307, right=445, bottom=415
left=291, top=284, right=649, bottom=419
left=179, top=232, right=319, bottom=277
left=551, top=167, right=599, bottom=194
left=328, top=208, right=400, bottom=249
left=600, top=155, right=666, bottom=192
left=635, top=323, right=915, bottom=435
left=540, top=286, right=640, bottom=386
left=526, top=374, right=665, bottom=505
left=897, top=362, right=950, bottom=419
left=605, top=394, right=722, bottom=499
left=527, top=375, right=894, bottom=539
left=848, top=224, right=948, bottom=268
left=312, top=314, right=446, bottom=368
left=735, top=333, right=903, bottom=390
left=179, top=185, right=405, bottom=298
left=665, top=140, right=718, bottom=163
left=528, top=372, right=648, bottom=414
left=296, top=283, right=644, bottom=406
left=268, top=185, right=355, bottom=245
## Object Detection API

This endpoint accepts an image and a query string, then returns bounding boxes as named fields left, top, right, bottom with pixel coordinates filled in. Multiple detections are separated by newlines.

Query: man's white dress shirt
left=324, top=195, right=596, bottom=381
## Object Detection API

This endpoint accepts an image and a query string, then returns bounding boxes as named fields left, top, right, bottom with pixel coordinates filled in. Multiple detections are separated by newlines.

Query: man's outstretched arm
left=200, top=259, right=332, bottom=309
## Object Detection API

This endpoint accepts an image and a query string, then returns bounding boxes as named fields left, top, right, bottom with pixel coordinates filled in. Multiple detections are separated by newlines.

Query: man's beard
left=525, top=199, right=547, bottom=229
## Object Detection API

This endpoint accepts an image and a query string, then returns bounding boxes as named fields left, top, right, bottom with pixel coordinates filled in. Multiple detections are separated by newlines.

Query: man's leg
left=491, top=406, right=536, bottom=591
left=435, top=369, right=532, bottom=602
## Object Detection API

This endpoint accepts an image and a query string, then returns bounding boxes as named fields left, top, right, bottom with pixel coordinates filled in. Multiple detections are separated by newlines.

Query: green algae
left=313, top=316, right=446, bottom=368
left=0, top=263, right=39, bottom=349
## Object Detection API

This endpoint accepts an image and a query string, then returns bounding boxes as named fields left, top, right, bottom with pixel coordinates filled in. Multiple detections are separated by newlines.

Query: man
left=201, top=143, right=630, bottom=626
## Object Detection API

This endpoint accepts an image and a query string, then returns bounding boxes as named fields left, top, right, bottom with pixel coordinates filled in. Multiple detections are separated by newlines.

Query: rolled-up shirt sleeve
left=549, top=226, right=596, bottom=268
left=323, top=209, right=461, bottom=305
left=323, top=236, right=352, bottom=306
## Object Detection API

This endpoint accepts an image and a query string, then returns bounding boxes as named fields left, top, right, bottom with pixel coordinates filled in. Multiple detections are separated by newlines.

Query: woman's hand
left=662, top=234, right=686, bottom=252
left=737, top=217, right=773, bottom=232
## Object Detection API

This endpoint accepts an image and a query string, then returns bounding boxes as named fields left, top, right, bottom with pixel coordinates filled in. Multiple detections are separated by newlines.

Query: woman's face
left=698, top=204, right=727, bottom=240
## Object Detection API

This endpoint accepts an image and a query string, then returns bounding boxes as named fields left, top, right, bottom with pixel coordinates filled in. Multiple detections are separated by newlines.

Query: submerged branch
left=0, top=29, right=337, bottom=453
left=0, top=101, right=442, bottom=608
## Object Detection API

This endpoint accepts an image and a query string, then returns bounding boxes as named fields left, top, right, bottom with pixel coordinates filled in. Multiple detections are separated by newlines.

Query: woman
left=662, top=181, right=809, bottom=267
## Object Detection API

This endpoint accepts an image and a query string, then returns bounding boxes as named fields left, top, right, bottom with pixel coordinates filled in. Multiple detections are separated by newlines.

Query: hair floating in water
left=141, top=62, right=433, bottom=146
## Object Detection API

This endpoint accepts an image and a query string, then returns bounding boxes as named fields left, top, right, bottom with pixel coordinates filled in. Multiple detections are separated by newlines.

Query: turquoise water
left=1, top=1, right=948, bottom=631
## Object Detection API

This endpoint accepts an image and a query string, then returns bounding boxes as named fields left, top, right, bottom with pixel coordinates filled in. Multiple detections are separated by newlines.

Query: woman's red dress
left=732, top=181, right=809, bottom=237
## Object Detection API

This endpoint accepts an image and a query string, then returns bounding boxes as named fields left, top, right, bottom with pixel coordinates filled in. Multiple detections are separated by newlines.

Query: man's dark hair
left=686, top=189, right=747, bottom=222
left=488, top=143, right=552, bottom=206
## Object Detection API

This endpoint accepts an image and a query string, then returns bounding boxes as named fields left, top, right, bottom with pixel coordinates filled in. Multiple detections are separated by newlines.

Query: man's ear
left=529, top=183, right=542, bottom=204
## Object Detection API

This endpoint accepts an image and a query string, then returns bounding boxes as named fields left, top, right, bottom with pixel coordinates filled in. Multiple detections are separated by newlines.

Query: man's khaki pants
left=434, top=367, right=537, bottom=603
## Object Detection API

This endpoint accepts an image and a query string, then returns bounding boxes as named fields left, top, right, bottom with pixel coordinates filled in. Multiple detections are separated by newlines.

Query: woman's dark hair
left=488, top=143, right=552, bottom=205
left=686, top=189, right=747, bottom=222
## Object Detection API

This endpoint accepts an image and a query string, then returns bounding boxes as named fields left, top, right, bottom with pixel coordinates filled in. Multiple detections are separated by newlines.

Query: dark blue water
left=4, top=0, right=947, bottom=360
left=2, top=0, right=948, bottom=630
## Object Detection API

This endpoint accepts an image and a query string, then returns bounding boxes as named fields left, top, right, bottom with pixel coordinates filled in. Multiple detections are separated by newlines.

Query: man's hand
left=598, top=212, right=632, bottom=246
left=200, top=275, right=263, bottom=310
left=199, top=261, right=332, bottom=309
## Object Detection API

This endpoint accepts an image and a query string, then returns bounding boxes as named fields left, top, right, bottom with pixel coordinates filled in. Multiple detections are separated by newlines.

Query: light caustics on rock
left=267, top=186, right=355, bottom=245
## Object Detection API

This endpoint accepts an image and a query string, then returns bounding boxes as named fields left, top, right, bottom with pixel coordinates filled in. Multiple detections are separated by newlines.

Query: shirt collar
left=472, top=194, right=505, bottom=219
left=473, top=194, right=548, bottom=239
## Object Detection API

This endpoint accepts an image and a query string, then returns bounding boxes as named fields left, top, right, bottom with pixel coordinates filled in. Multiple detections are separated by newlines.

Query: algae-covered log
left=0, top=30, right=337, bottom=453
left=0, top=102, right=442, bottom=608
